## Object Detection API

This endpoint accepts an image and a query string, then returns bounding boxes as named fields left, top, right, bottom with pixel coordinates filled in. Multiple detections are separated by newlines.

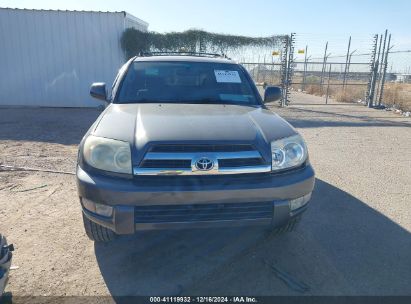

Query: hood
left=92, top=103, right=297, bottom=158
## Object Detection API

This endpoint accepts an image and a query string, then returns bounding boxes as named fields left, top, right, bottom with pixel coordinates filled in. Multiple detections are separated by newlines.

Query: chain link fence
left=238, top=32, right=411, bottom=112
left=240, top=61, right=282, bottom=86
left=381, top=49, right=411, bottom=112
left=285, top=33, right=374, bottom=106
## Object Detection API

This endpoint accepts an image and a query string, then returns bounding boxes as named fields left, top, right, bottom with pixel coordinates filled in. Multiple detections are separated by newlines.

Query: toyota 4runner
left=76, top=53, right=315, bottom=242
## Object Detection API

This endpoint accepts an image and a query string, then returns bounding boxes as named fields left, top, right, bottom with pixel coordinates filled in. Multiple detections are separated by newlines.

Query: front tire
left=82, top=213, right=117, bottom=242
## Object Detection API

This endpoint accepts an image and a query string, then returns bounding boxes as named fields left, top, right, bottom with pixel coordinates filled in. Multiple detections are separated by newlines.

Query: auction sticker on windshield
left=214, top=70, right=242, bottom=83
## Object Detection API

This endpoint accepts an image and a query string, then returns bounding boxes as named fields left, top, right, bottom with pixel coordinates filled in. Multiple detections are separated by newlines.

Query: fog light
left=289, top=193, right=311, bottom=211
left=82, top=198, right=95, bottom=212
left=95, top=203, right=113, bottom=217
left=82, top=198, right=113, bottom=217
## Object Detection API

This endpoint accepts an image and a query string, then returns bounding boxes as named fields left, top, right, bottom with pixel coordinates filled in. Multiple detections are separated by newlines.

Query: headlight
left=83, top=135, right=132, bottom=174
left=271, top=134, right=307, bottom=171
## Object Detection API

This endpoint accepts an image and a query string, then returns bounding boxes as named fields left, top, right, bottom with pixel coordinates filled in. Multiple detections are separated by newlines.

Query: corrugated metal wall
left=0, top=8, right=148, bottom=107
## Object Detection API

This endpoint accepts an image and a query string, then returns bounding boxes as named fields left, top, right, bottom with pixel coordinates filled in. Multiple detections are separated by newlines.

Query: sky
left=1, top=0, right=410, bottom=70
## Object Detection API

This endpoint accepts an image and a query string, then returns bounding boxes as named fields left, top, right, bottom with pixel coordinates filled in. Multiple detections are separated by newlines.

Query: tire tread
left=82, top=213, right=117, bottom=242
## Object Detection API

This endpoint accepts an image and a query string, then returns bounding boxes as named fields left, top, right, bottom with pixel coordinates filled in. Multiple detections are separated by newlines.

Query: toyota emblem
left=194, top=157, right=214, bottom=171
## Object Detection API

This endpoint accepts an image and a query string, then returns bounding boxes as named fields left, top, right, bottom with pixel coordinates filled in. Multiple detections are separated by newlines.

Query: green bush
left=121, top=28, right=284, bottom=59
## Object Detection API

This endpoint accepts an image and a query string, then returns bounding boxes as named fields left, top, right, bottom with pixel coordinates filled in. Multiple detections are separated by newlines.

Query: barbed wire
left=307, top=49, right=411, bottom=60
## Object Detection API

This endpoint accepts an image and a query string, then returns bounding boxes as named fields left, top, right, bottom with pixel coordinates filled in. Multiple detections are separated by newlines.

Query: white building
left=0, top=8, right=148, bottom=107
left=395, top=74, right=411, bottom=83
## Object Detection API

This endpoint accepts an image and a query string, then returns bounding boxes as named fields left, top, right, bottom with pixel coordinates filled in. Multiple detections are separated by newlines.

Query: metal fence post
left=263, top=55, right=267, bottom=84
left=280, top=35, right=289, bottom=107
left=376, top=30, right=388, bottom=101
left=279, top=33, right=295, bottom=107
left=366, top=34, right=378, bottom=107
left=346, top=49, right=357, bottom=83
left=320, top=42, right=328, bottom=91
left=286, top=33, right=296, bottom=106
left=369, top=61, right=379, bottom=107
left=378, top=33, right=391, bottom=106
left=301, top=45, right=308, bottom=91
left=279, top=52, right=283, bottom=87
left=325, top=64, right=332, bottom=104
left=270, top=55, right=274, bottom=84
left=343, top=36, right=351, bottom=89
left=250, top=54, right=257, bottom=82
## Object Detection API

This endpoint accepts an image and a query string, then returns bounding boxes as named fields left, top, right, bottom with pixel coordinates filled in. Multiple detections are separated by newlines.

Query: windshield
left=116, top=61, right=260, bottom=105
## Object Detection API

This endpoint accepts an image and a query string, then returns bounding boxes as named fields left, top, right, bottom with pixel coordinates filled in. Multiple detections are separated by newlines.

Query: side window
left=111, top=60, right=133, bottom=101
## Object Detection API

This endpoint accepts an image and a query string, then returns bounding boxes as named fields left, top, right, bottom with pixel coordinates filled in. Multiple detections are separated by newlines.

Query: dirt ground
left=1, top=92, right=410, bottom=298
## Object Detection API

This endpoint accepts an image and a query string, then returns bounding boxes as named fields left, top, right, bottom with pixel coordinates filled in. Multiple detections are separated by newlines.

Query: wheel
left=82, top=213, right=117, bottom=242
left=269, top=216, right=301, bottom=236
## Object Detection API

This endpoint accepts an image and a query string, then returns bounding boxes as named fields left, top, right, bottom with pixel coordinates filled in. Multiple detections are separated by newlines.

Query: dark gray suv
left=76, top=53, right=315, bottom=242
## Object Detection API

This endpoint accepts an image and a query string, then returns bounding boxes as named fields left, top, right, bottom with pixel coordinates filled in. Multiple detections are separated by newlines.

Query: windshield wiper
left=187, top=98, right=225, bottom=104
left=122, top=99, right=176, bottom=104
left=187, top=98, right=257, bottom=106
left=120, top=98, right=257, bottom=106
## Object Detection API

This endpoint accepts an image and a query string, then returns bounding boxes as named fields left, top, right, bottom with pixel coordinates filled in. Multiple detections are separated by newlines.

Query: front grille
left=149, top=144, right=255, bottom=153
left=140, top=158, right=265, bottom=169
left=134, top=202, right=274, bottom=223
left=140, top=159, right=191, bottom=168
left=134, top=143, right=271, bottom=175
left=218, top=158, right=265, bottom=167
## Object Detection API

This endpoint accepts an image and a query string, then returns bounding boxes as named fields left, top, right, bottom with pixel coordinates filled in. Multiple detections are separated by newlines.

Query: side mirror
left=90, top=83, right=107, bottom=101
left=264, top=86, right=282, bottom=103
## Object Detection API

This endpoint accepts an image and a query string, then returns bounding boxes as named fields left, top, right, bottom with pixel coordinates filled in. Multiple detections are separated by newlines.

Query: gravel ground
left=0, top=92, right=410, bottom=298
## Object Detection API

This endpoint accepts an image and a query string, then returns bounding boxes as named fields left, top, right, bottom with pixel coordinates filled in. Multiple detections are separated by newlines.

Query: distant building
left=395, top=74, right=411, bottom=83
left=0, top=8, right=148, bottom=107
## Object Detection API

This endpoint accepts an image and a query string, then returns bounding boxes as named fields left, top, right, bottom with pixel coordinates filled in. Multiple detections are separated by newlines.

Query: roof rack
left=137, top=51, right=230, bottom=59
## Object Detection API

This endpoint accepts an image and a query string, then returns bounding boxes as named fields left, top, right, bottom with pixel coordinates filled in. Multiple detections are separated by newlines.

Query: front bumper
left=77, top=164, right=315, bottom=234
